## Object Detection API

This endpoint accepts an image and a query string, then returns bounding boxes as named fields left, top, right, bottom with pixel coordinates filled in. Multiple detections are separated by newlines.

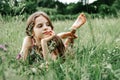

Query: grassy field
left=0, top=15, right=120, bottom=80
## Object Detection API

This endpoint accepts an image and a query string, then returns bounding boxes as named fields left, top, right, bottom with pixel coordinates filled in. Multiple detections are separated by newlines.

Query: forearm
left=57, top=30, right=77, bottom=49
left=57, top=29, right=77, bottom=39
left=41, top=39, right=51, bottom=61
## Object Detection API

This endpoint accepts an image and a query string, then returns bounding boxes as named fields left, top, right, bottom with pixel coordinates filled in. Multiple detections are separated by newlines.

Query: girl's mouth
left=43, top=30, right=52, bottom=35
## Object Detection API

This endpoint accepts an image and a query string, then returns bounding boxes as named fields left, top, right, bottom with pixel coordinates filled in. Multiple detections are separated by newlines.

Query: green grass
left=0, top=15, right=120, bottom=80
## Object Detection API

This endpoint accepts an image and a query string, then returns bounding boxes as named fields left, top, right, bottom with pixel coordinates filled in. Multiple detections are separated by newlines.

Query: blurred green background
left=0, top=0, right=120, bottom=80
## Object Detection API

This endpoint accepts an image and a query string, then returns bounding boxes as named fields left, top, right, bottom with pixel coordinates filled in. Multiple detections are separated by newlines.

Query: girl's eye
left=37, top=24, right=42, bottom=28
left=46, top=22, right=50, bottom=26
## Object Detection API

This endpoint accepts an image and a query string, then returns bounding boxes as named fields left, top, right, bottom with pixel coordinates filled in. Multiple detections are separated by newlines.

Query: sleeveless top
left=27, top=38, right=57, bottom=64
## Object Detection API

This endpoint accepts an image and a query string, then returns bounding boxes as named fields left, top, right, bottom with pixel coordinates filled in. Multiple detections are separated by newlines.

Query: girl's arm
left=57, top=30, right=77, bottom=48
left=41, top=32, right=55, bottom=61
left=18, top=36, right=32, bottom=60
left=57, top=29, right=77, bottom=39
left=41, top=39, right=50, bottom=61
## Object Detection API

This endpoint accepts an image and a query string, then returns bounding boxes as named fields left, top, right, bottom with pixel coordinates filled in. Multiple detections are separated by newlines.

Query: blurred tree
left=97, top=0, right=115, bottom=6
left=112, top=0, right=120, bottom=10
left=84, top=4, right=98, bottom=14
left=38, top=0, right=56, bottom=8
left=13, top=0, right=18, bottom=6
left=55, top=1, right=67, bottom=14
left=0, top=0, right=12, bottom=15
left=98, top=4, right=117, bottom=16
left=86, top=0, right=117, bottom=16
left=98, top=4, right=109, bottom=15
left=22, top=0, right=37, bottom=14
left=66, top=2, right=83, bottom=14
left=0, top=0, right=119, bottom=17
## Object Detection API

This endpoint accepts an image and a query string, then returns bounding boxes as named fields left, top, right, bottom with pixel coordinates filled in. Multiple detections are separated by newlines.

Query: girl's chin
left=43, top=34, right=51, bottom=38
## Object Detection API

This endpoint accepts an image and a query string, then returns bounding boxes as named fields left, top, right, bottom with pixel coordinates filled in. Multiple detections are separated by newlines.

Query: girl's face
left=33, top=15, right=53, bottom=40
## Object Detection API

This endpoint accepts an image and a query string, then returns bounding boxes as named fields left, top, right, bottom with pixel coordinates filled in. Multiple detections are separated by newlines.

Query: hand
left=42, top=30, right=55, bottom=41
left=49, top=30, right=55, bottom=36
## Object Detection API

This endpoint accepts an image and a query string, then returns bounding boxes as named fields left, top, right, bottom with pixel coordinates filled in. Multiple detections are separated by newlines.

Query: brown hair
left=51, top=35, right=65, bottom=57
left=26, top=11, right=54, bottom=36
left=26, top=11, right=65, bottom=57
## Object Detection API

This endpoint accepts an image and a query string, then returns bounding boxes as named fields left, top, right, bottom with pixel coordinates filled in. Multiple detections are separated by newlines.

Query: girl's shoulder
left=23, top=36, right=33, bottom=48
left=24, top=36, right=32, bottom=41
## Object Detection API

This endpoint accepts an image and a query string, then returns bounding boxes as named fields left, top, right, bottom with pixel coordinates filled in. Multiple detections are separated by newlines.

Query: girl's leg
left=70, top=13, right=86, bottom=30
left=57, top=13, right=86, bottom=48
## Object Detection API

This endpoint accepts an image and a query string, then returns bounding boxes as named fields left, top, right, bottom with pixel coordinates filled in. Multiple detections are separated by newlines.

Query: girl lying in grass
left=16, top=11, right=86, bottom=63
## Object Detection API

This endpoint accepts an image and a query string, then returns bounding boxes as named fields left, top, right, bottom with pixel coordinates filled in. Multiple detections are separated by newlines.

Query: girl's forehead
left=35, top=15, right=48, bottom=23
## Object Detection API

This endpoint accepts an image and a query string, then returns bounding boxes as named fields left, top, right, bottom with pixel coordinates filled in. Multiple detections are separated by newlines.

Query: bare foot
left=70, top=13, right=86, bottom=30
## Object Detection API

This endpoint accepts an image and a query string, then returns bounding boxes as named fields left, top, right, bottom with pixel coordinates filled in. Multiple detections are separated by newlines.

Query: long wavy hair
left=26, top=11, right=65, bottom=57
left=26, top=11, right=53, bottom=36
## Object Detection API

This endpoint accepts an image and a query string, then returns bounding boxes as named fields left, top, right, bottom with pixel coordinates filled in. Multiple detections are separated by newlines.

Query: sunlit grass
left=0, top=15, right=120, bottom=80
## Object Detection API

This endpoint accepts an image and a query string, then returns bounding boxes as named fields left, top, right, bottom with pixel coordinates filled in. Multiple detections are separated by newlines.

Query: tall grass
left=0, top=15, right=120, bottom=80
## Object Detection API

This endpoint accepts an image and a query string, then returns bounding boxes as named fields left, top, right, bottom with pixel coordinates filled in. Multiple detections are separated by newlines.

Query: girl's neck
left=33, top=37, right=41, bottom=46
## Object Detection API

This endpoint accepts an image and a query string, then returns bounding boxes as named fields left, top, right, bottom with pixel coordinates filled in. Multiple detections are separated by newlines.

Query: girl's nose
left=43, top=25, right=48, bottom=31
